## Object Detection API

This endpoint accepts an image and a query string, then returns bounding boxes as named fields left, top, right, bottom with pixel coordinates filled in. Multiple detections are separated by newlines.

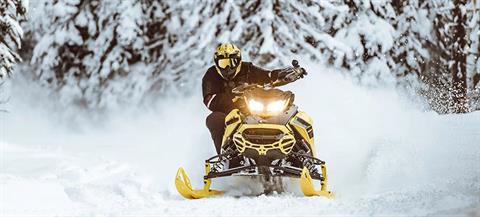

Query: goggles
left=215, top=54, right=240, bottom=69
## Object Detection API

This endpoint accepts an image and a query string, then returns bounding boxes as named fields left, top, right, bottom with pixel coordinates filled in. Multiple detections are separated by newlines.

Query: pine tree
left=420, top=0, right=477, bottom=113
left=330, top=0, right=398, bottom=85
left=467, top=0, right=479, bottom=110
left=450, top=0, right=468, bottom=113
left=164, top=0, right=348, bottom=71
left=0, top=0, right=26, bottom=79
left=27, top=0, right=171, bottom=108
left=390, top=0, right=431, bottom=82
left=166, top=0, right=399, bottom=85
left=21, top=0, right=477, bottom=112
left=24, top=0, right=362, bottom=107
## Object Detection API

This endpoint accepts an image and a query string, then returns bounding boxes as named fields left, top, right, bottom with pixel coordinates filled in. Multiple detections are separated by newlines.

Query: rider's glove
left=278, top=67, right=307, bottom=82
left=294, top=67, right=308, bottom=78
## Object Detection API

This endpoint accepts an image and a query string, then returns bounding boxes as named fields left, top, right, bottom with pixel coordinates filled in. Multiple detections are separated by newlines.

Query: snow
left=2, top=62, right=479, bottom=216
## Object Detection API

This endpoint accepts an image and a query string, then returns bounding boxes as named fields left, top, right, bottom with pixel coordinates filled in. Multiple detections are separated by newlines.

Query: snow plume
left=2, top=62, right=479, bottom=216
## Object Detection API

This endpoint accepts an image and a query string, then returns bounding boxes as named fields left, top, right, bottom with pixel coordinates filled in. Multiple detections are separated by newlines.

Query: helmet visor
left=217, top=59, right=233, bottom=69
left=216, top=56, right=240, bottom=69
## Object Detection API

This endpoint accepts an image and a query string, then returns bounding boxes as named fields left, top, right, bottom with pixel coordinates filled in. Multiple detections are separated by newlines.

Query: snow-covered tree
left=390, top=0, right=431, bottom=83
left=24, top=0, right=404, bottom=108
left=0, top=0, right=26, bottom=79
left=22, top=0, right=352, bottom=107
left=160, top=0, right=351, bottom=87
left=328, top=0, right=398, bottom=85
left=415, top=0, right=479, bottom=113
left=27, top=0, right=172, bottom=108
left=164, top=0, right=400, bottom=86
left=20, top=0, right=480, bottom=112
left=466, top=0, right=479, bottom=110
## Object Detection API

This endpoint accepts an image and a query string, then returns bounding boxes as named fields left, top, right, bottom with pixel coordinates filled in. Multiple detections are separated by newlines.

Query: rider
left=202, top=43, right=306, bottom=154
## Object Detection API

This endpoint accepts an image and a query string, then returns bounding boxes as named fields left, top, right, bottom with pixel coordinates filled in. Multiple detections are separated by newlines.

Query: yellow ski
left=175, top=165, right=223, bottom=199
left=300, top=167, right=334, bottom=198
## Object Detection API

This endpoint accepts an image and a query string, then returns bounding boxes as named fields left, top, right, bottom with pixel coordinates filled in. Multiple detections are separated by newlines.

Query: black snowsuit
left=202, top=62, right=281, bottom=153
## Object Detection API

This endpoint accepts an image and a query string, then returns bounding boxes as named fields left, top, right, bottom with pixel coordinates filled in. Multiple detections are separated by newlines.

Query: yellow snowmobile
left=175, top=60, right=333, bottom=199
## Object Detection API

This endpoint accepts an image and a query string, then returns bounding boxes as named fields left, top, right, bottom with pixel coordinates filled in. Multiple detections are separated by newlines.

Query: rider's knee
left=206, top=112, right=226, bottom=130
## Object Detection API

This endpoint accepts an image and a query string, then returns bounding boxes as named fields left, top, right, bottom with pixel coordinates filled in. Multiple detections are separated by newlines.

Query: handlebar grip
left=292, top=60, right=299, bottom=68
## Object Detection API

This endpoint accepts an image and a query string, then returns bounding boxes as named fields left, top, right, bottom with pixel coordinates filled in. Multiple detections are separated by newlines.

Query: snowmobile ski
left=175, top=165, right=223, bottom=199
left=300, top=167, right=333, bottom=198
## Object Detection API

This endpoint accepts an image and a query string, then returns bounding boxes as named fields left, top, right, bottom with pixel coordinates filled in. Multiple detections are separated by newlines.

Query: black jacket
left=202, top=62, right=280, bottom=113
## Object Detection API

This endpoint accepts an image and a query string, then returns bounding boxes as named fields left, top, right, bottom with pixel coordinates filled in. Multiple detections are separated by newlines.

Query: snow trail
left=1, top=63, right=479, bottom=216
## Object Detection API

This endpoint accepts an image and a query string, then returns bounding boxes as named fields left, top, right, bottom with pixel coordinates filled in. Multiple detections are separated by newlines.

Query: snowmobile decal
left=289, top=112, right=316, bottom=156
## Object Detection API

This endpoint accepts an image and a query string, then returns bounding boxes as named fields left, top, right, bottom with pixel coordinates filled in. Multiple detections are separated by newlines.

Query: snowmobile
left=175, top=60, right=333, bottom=199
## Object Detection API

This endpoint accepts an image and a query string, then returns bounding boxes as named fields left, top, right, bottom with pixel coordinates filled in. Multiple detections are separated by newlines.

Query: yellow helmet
left=214, top=43, right=242, bottom=80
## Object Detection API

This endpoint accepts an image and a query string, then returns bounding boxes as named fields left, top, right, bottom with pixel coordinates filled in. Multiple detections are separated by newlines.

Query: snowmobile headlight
left=248, top=99, right=264, bottom=112
left=266, top=100, right=288, bottom=114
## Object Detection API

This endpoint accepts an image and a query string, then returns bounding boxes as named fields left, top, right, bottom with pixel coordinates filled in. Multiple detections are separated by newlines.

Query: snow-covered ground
left=1, top=63, right=479, bottom=216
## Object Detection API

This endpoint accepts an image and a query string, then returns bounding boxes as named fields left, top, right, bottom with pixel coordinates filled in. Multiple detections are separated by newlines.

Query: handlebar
left=292, top=59, right=306, bottom=75
left=231, top=83, right=261, bottom=95
left=231, top=60, right=307, bottom=95
left=271, top=59, right=307, bottom=87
